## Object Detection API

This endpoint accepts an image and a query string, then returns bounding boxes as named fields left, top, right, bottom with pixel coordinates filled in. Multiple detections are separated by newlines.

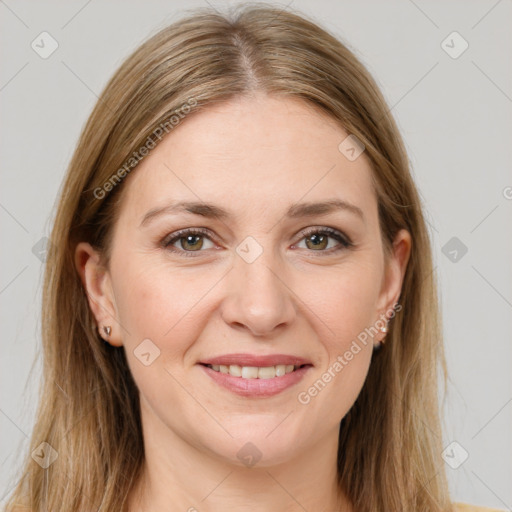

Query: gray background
left=1, top=0, right=511, bottom=509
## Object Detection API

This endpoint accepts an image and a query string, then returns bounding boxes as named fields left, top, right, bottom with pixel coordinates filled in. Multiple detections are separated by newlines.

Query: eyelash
left=162, top=226, right=353, bottom=258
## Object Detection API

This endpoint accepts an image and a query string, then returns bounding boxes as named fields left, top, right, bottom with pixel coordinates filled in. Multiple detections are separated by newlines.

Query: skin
left=76, top=92, right=411, bottom=512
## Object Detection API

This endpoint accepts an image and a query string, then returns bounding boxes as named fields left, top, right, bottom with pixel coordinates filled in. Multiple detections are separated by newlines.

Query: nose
left=220, top=249, right=297, bottom=337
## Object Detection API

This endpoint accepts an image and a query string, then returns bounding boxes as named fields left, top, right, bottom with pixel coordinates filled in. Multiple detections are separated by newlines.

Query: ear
left=74, top=242, right=123, bottom=347
left=375, top=228, right=412, bottom=341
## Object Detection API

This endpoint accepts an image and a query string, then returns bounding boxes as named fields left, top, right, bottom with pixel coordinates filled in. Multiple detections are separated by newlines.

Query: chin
left=203, top=427, right=306, bottom=469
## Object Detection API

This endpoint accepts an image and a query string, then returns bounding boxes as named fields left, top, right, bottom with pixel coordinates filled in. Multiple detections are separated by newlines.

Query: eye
left=293, top=227, right=353, bottom=254
left=163, top=228, right=216, bottom=257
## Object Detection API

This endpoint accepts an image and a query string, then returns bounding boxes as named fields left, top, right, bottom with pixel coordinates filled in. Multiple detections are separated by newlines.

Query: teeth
left=208, top=364, right=301, bottom=378
left=229, top=365, right=242, bottom=377
left=241, top=366, right=259, bottom=379
left=275, top=364, right=286, bottom=377
left=257, top=366, right=275, bottom=379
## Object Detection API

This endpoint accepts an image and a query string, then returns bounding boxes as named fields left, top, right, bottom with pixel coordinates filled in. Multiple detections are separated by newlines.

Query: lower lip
left=198, top=364, right=312, bottom=398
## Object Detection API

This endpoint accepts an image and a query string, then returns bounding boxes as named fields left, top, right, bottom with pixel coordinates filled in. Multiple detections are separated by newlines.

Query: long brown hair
left=4, top=4, right=452, bottom=511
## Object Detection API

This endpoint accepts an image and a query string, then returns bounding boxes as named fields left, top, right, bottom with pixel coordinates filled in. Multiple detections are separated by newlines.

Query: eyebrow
left=139, top=198, right=365, bottom=227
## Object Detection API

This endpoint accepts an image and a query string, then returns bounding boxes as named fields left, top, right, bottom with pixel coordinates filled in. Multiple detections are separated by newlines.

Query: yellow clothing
left=454, top=502, right=506, bottom=512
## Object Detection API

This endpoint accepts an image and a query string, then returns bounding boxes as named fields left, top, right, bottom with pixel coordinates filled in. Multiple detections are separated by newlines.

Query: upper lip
left=199, top=353, right=313, bottom=367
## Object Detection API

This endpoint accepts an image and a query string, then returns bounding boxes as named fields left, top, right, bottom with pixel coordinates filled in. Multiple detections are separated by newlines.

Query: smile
left=198, top=363, right=313, bottom=398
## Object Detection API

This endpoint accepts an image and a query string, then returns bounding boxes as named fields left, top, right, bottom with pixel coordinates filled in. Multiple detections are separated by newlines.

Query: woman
left=4, top=4, right=504, bottom=511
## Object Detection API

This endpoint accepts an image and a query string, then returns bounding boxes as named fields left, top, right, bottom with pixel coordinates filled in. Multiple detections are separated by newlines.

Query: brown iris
left=305, top=233, right=328, bottom=250
left=180, top=234, right=204, bottom=251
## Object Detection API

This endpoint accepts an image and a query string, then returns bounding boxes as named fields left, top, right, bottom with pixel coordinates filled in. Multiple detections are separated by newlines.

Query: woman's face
left=78, top=93, right=410, bottom=467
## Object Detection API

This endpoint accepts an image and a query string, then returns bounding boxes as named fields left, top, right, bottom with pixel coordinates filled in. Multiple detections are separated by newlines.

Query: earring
left=375, top=323, right=388, bottom=349
left=102, top=325, right=112, bottom=337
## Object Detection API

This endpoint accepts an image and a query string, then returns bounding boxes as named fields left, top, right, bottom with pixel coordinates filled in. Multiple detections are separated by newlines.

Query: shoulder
left=453, top=502, right=507, bottom=512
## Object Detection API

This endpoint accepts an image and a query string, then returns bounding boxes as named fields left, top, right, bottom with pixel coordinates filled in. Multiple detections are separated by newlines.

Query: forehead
left=116, top=94, right=377, bottom=226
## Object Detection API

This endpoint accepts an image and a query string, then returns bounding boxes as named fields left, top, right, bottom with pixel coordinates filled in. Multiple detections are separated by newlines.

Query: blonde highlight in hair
left=5, top=4, right=452, bottom=511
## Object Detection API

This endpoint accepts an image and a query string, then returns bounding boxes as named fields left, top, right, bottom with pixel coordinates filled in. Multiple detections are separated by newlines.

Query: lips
left=197, top=353, right=313, bottom=397
left=199, top=353, right=312, bottom=367
left=198, top=362, right=312, bottom=397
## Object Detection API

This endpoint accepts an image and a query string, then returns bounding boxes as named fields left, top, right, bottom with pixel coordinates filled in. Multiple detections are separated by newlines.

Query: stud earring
left=375, top=323, right=388, bottom=349
left=102, top=325, right=112, bottom=337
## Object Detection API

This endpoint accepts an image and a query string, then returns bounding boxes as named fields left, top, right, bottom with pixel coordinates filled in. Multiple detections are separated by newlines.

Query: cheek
left=111, top=257, right=220, bottom=360
left=110, top=259, right=219, bottom=417
left=294, top=284, right=376, bottom=431
left=295, top=258, right=380, bottom=407
left=297, top=258, right=382, bottom=350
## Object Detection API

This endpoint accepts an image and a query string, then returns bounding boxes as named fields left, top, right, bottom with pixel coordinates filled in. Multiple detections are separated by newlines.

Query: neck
left=127, top=399, right=352, bottom=512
